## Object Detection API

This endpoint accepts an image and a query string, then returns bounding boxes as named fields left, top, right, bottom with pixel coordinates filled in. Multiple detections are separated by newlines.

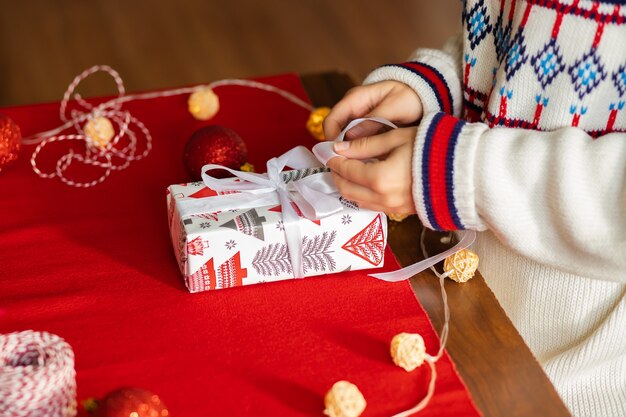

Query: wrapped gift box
left=167, top=169, right=388, bottom=293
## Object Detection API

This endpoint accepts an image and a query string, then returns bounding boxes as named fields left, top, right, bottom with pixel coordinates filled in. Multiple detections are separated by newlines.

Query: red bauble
left=183, top=125, right=247, bottom=180
left=0, top=113, right=22, bottom=172
left=92, top=387, right=169, bottom=417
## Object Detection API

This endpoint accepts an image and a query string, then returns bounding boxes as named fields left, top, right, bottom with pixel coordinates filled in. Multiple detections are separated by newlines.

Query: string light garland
left=443, top=249, right=480, bottom=283
left=306, top=106, right=331, bottom=140
left=323, top=380, right=367, bottom=417
left=390, top=332, right=426, bottom=372
left=187, top=87, right=220, bottom=120
left=83, top=116, right=116, bottom=148
left=323, top=229, right=479, bottom=417
left=388, top=231, right=479, bottom=416
left=22, top=65, right=329, bottom=188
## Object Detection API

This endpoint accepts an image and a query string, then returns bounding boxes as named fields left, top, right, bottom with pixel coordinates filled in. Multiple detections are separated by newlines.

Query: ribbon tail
left=176, top=192, right=279, bottom=218
left=278, top=189, right=304, bottom=278
left=369, top=230, right=476, bottom=282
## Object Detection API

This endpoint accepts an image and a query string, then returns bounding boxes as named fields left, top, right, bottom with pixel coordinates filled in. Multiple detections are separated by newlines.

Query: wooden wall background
left=0, top=0, right=461, bottom=107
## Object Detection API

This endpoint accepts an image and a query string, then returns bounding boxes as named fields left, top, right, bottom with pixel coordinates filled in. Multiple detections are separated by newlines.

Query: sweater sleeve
left=363, top=34, right=463, bottom=118
left=413, top=112, right=626, bottom=283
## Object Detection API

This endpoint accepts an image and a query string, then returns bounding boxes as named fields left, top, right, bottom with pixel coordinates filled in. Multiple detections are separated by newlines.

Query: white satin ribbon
left=176, top=145, right=343, bottom=278
left=312, top=116, right=398, bottom=165
left=371, top=229, right=476, bottom=281
left=313, top=116, right=477, bottom=282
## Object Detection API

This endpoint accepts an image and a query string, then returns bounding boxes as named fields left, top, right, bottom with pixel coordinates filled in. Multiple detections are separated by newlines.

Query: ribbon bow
left=176, top=146, right=343, bottom=278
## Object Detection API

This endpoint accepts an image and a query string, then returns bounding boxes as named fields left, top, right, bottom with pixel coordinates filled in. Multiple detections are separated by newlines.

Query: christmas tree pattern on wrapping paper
left=194, top=212, right=220, bottom=222
left=252, top=231, right=337, bottom=276
left=188, top=187, right=238, bottom=199
left=269, top=203, right=321, bottom=225
left=220, top=208, right=267, bottom=241
left=187, top=236, right=209, bottom=256
left=341, top=214, right=385, bottom=266
left=188, top=252, right=247, bottom=291
left=217, top=252, right=248, bottom=288
left=188, top=257, right=215, bottom=292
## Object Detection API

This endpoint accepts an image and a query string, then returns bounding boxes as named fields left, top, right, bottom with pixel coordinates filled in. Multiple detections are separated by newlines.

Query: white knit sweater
left=364, top=1, right=626, bottom=416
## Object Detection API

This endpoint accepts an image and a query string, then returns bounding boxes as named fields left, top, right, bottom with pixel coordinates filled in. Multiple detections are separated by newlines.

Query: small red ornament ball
left=183, top=125, right=248, bottom=180
left=0, top=113, right=22, bottom=172
left=92, top=387, right=169, bottom=417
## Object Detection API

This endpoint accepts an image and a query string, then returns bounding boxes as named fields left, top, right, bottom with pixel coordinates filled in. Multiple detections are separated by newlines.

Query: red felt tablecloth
left=0, top=74, right=481, bottom=417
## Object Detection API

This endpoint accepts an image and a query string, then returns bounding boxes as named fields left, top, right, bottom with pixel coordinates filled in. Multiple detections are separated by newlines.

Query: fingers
left=331, top=172, right=416, bottom=214
left=326, top=157, right=397, bottom=197
left=333, top=129, right=405, bottom=160
left=330, top=172, right=379, bottom=204
left=323, top=81, right=423, bottom=140
left=343, top=119, right=391, bottom=140
left=323, top=83, right=396, bottom=140
left=323, top=87, right=376, bottom=140
left=326, top=126, right=418, bottom=215
left=326, top=156, right=374, bottom=188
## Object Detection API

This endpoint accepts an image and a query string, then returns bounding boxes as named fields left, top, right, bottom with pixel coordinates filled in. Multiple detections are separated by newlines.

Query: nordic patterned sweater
left=364, top=0, right=626, bottom=416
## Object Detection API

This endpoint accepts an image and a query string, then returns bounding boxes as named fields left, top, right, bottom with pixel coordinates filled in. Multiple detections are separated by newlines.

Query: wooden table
left=301, top=72, right=572, bottom=417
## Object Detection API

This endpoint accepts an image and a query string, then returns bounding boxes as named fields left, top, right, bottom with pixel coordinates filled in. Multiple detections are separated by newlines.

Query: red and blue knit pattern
left=381, top=62, right=455, bottom=114
left=421, top=113, right=466, bottom=231
left=407, top=0, right=625, bottom=230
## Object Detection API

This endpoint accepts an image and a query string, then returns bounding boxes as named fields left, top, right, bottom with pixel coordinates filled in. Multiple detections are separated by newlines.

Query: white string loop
left=23, top=66, right=316, bottom=188
left=26, top=65, right=152, bottom=188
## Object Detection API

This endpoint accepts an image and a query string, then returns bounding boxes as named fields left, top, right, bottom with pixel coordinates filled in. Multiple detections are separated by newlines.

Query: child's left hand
left=326, top=127, right=417, bottom=214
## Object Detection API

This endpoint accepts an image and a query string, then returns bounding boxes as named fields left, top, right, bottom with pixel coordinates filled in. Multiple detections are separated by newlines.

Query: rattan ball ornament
left=390, top=332, right=427, bottom=372
left=323, top=380, right=366, bottom=417
left=240, top=162, right=255, bottom=172
left=306, top=106, right=331, bottom=140
left=188, top=87, right=220, bottom=120
left=83, top=116, right=115, bottom=148
left=443, top=249, right=479, bottom=283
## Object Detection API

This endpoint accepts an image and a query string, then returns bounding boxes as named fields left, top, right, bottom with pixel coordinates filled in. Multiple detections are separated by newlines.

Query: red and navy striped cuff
left=380, top=62, right=454, bottom=114
left=420, top=112, right=466, bottom=231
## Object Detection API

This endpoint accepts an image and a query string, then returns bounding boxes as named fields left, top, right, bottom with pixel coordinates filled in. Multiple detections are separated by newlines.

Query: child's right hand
left=323, top=80, right=423, bottom=141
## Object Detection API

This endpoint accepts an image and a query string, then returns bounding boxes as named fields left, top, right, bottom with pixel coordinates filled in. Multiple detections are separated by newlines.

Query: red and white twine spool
left=0, top=331, right=77, bottom=417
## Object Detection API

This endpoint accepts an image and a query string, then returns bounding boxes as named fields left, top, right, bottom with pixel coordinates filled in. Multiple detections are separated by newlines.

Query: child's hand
left=326, top=127, right=417, bottom=214
left=323, top=81, right=422, bottom=141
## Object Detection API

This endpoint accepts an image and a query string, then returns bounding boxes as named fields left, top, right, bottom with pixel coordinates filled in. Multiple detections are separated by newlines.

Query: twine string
left=23, top=65, right=315, bottom=188
left=0, top=331, right=76, bottom=417
left=390, top=229, right=454, bottom=417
